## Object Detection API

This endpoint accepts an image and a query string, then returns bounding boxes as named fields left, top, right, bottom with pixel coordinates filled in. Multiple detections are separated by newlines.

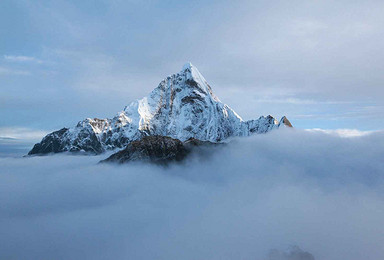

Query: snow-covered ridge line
left=28, top=63, right=292, bottom=155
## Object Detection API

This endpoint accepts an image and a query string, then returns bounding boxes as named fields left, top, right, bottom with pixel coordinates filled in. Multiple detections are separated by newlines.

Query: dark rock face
left=101, top=136, right=218, bottom=165
left=28, top=128, right=69, bottom=155
left=183, top=137, right=219, bottom=148
left=101, top=136, right=188, bottom=164
left=28, top=126, right=105, bottom=155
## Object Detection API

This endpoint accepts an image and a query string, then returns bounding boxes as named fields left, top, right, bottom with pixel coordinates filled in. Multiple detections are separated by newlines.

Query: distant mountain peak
left=279, top=116, right=293, bottom=127
left=28, top=63, right=292, bottom=155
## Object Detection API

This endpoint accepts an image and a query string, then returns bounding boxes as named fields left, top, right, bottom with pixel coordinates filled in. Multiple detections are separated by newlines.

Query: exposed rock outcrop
left=100, top=135, right=217, bottom=165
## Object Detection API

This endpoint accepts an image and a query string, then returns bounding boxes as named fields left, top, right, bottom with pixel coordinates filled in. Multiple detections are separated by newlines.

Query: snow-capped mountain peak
left=120, top=63, right=244, bottom=141
left=181, top=62, right=220, bottom=101
left=182, top=61, right=193, bottom=70
left=28, top=63, right=292, bottom=155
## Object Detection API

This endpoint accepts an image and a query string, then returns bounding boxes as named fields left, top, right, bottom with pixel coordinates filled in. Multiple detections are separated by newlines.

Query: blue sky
left=1, top=0, right=384, bottom=139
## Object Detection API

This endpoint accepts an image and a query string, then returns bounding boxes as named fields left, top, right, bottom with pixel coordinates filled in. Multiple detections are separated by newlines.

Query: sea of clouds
left=0, top=128, right=383, bottom=260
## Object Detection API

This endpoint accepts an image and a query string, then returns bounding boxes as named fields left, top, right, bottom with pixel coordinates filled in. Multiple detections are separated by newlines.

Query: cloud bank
left=0, top=129, right=384, bottom=259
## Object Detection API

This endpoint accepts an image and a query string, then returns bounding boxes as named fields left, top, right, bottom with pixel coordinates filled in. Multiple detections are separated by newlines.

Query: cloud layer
left=1, top=129, right=384, bottom=259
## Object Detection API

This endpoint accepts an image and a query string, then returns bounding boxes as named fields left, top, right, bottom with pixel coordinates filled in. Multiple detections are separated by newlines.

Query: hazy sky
left=1, top=0, right=384, bottom=137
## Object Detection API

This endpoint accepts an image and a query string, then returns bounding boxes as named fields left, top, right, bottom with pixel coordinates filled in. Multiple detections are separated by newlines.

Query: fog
left=1, top=129, right=384, bottom=260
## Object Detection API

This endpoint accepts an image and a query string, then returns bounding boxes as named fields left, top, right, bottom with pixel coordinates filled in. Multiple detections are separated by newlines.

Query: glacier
left=28, top=63, right=292, bottom=155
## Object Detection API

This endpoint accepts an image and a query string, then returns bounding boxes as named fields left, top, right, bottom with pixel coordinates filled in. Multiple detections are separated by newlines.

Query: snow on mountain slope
left=28, top=63, right=292, bottom=155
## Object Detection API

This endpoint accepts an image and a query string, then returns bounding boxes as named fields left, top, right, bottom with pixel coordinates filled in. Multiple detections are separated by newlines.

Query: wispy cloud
left=254, top=97, right=353, bottom=105
left=0, top=127, right=47, bottom=140
left=305, top=128, right=381, bottom=138
left=0, top=66, right=31, bottom=76
left=4, top=55, right=43, bottom=64
left=294, top=104, right=384, bottom=122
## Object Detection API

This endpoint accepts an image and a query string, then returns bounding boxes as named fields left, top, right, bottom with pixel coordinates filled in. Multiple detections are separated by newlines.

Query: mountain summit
left=28, top=63, right=292, bottom=155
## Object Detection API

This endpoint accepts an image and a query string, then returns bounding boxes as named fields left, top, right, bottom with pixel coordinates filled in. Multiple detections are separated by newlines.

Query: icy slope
left=28, top=63, right=292, bottom=155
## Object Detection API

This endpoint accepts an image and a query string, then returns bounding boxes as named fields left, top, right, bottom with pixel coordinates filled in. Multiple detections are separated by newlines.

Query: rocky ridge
left=28, top=63, right=292, bottom=156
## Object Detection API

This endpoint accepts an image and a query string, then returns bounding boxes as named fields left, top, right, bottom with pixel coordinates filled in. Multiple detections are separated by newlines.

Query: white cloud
left=0, top=127, right=48, bottom=140
left=306, top=128, right=381, bottom=138
left=255, top=97, right=353, bottom=105
left=4, top=55, right=43, bottom=64
left=0, top=129, right=384, bottom=259
left=0, top=66, right=31, bottom=76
